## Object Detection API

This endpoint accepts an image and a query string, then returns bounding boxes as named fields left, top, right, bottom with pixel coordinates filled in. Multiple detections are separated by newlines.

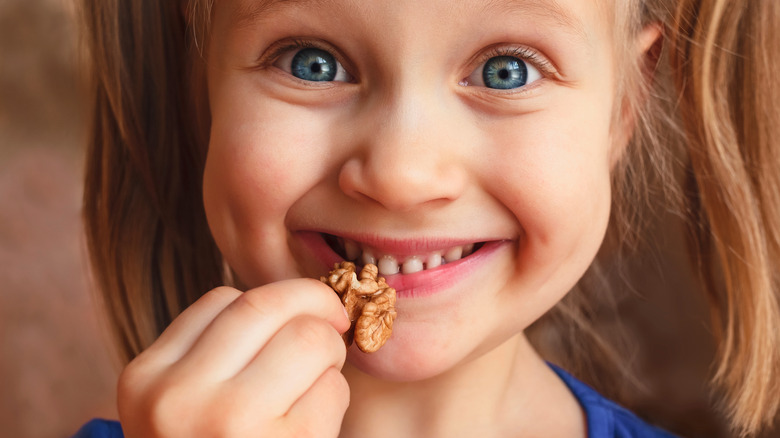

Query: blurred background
left=0, top=0, right=777, bottom=437
left=0, top=0, right=118, bottom=436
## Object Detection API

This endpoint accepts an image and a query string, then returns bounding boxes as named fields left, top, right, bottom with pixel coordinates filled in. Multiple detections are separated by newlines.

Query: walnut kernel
left=320, top=262, right=397, bottom=353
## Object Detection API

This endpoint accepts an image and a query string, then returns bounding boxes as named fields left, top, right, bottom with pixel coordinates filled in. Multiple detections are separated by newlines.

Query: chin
left=343, top=323, right=478, bottom=382
left=346, top=350, right=453, bottom=383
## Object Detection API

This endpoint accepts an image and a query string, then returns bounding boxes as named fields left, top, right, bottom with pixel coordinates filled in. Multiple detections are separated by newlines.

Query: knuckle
left=288, top=316, right=335, bottom=351
left=144, top=375, right=197, bottom=435
left=237, top=280, right=344, bottom=323
left=290, top=426, right=319, bottom=438
left=322, top=367, right=351, bottom=410
left=288, top=277, right=343, bottom=308
left=283, top=415, right=329, bottom=438
left=117, top=358, right=148, bottom=401
left=201, top=390, right=280, bottom=438
left=118, top=367, right=191, bottom=435
left=201, top=403, right=248, bottom=437
left=235, top=286, right=286, bottom=320
left=207, top=285, right=243, bottom=303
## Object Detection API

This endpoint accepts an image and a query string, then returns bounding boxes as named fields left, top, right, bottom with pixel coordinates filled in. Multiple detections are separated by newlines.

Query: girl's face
left=203, top=0, right=624, bottom=380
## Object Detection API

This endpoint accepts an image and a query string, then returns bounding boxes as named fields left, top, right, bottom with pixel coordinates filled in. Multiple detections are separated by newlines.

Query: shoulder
left=72, top=419, right=124, bottom=438
left=549, top=364, right=680, bottom=438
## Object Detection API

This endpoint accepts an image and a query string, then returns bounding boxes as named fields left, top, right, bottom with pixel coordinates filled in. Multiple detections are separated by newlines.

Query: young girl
left=75, top=0, right=779, bottom=436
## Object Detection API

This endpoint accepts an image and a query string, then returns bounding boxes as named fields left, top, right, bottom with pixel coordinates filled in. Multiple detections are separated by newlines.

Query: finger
left=229, top=314, right=347, bottom=414
left=177, top=278, right=349, bottom=379
left=284, top=367, right=350, bottom=438
left=140, top=286, right=242, bottom=364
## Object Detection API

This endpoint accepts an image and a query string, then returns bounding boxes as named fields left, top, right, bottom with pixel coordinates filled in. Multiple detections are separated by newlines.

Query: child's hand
left=116, top=279, right=351, bottom=437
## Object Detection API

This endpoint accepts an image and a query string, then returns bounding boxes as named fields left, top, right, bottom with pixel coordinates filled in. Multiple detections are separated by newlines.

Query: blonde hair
left=550, top=1, right=780, bottom=436
left=80, top=0, right=780, bottom=435
left=667, top=1, right=780, bottom=434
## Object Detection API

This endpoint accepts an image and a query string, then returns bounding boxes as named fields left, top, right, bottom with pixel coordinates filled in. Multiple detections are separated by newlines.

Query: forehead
left=222, top=0, right=601, bottom=43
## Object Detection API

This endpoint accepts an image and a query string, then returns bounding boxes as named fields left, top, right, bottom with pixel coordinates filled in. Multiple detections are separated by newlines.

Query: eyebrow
left=231, top=0, right=589, bottom=43
left=481, top=0, right=590, bottom=43
left=230, top=0, right=336, bottom=30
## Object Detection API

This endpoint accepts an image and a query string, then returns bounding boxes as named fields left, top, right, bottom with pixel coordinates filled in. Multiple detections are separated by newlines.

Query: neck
left=339, top=334, right=586, bottom=438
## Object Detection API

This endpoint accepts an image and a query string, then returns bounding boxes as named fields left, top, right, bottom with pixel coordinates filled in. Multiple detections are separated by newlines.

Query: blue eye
left=274, top=47, right=352, bottom=82
left=464, top=54, right=542, bottom=90
left=483, top=56, right=528, bottom=89
left=291, top=48, right=337, bottom=81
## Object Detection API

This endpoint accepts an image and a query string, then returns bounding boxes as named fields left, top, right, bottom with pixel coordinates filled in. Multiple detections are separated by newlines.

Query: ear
left=610, top=23, right=663, bottom=166
left=637, top=23, right=663, bottom=78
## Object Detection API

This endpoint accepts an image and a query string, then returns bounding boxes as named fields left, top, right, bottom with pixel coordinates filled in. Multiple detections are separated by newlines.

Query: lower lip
left=296, top=232, right=508, bottom=299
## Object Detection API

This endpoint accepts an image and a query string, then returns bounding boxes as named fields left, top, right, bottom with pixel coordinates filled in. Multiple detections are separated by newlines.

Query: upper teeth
left=339, top=238, right=476, bottom=276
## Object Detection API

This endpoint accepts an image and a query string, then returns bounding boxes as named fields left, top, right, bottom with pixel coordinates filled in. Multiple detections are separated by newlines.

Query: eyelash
left=474, top=46, right=557, bottom=78
left=258, top=39, right=557, bottom=85
left=259, top=38, right=346, bottom=70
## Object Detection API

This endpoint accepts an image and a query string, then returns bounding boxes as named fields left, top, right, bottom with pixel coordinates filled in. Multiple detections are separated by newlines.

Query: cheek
left=494, top=113, right=612, bottom=221
left=484, top=100, right=614, bottom=300
left=202, top=97, right=334, bottom=285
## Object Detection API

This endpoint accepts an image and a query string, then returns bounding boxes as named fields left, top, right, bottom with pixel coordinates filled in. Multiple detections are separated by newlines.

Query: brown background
left=0, top=0, right=118, bottom=436
left=0, top=1, right=777, bottom=437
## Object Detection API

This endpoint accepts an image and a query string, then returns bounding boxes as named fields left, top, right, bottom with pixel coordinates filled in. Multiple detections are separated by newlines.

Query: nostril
left=337, top=157, right=366, bottom=199
left=338, top=158, right=400, bottom=209
left=338, top=156, right=467, bottom=212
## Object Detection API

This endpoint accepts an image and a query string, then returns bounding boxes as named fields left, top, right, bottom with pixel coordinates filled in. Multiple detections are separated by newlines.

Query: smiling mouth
left=322, top=233, right=486, bottom=276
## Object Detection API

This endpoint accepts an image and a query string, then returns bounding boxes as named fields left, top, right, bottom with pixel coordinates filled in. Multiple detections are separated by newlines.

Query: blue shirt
left=74, top=365, right=679, bottom=438
left=549, top=364, right=679, bottom=437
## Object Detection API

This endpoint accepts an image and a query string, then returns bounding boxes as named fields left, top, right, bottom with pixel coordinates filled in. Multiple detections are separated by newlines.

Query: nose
left=338, top=89, right=469, bottom=212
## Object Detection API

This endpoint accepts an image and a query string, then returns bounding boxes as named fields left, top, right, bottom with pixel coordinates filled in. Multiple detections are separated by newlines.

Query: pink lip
left=295, top=231, right=508, bottom=298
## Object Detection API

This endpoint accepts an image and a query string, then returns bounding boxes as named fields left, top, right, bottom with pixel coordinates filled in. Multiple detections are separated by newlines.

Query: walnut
left=354, top=290, right=396, bottom=353
left=322, top=261, right=359, bottom=295
left=320, top=262, right=397, bottom=353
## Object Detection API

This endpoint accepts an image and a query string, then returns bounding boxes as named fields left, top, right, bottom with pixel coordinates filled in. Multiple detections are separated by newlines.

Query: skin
left=117, top=0, right=661, bottom=436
